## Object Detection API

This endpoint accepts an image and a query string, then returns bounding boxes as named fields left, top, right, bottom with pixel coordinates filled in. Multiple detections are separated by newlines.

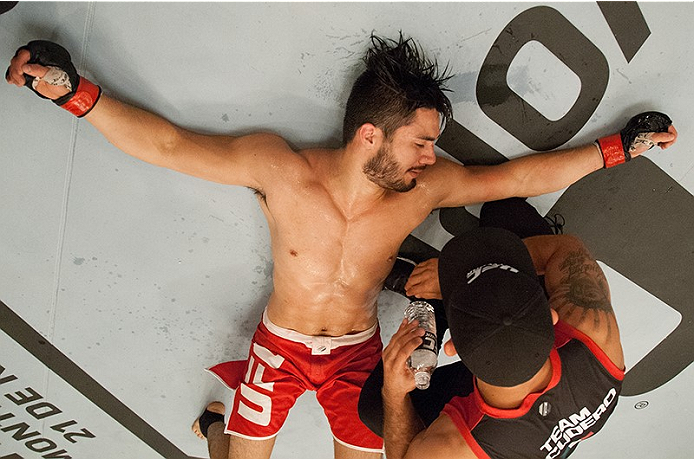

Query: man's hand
left=5, top=40, right=101, bottom=117
left=404, top=258, right=442, bottom=299
left=382, top=319, right=424, bottom=400
left=6, top=49, right=71, bottom=99
left=382, top=319, right=429, bottom=459
left=643, top=125, right=677, bottom=151
left=597, top=111, right=677, bottom=168
left=622, top=125, right=677, bottom=157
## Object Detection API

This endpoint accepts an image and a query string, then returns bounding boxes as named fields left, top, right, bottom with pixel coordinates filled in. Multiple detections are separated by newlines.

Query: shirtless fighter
left=5, top=34, right=677, bottom=459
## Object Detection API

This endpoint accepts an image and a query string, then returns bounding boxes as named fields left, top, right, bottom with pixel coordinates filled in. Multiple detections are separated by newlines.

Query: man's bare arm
left=383, top=392, right=425, bottom=459
left=381, top=319, right=427, bottom=459
left=523, top=235, right=624, bottom=370
left=430, top=144, right=600, bottom=208
left=6, top=44, right=290, bottom=189
left=429, top=120, right=677, bottom=209
left=85, top=95, right=289, bottom=187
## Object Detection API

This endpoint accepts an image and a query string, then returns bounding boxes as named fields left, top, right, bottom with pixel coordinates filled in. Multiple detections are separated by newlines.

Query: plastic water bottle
left=404, top=301, right=438, bottom=390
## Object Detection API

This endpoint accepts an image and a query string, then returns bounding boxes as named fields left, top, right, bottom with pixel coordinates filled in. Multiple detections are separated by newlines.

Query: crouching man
left=361, top=224, right=624, bottom=459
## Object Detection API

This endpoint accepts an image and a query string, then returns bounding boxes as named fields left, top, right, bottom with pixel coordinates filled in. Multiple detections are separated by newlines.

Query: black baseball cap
left=438, top=227, right=554, bottom=387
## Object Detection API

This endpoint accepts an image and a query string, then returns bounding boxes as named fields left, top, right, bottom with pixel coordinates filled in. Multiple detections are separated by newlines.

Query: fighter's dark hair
left=342, top=32, right=453, bottom=145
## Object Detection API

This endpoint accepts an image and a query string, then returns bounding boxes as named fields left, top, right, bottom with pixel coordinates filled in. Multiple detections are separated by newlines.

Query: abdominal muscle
left=265, top=276, right=384, bottom=337
left=264, top=245, right=393, bottom=337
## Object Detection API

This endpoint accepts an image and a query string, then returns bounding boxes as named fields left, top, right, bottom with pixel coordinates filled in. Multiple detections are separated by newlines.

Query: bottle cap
left=405, top=300, right=434, bottom=322
left=414, top=371, right=431, bottom=390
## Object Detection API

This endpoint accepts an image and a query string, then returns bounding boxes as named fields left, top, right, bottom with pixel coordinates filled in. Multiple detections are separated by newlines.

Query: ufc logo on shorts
left=237, top=343, right=285, bottom=426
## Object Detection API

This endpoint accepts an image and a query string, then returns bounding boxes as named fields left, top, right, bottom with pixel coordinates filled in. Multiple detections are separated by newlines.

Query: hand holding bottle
left=382, top=319, right=426, bottom=399
left=404, top=301, right=438, bottom=389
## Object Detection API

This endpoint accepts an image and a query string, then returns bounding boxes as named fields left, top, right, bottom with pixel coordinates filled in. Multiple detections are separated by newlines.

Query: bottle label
left=417, top=330, right=438, bottom=354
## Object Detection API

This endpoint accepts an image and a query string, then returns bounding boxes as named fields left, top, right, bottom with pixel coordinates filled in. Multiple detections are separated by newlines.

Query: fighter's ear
left=444, top=339, right=457, bottom=357
left=356, top=123, right=382, bottom=148
left=551, top=308, right=559, bottom=325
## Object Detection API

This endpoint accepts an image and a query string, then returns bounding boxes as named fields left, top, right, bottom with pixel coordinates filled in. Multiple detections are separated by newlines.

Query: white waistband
left=262, top=309, right=378, bottom=355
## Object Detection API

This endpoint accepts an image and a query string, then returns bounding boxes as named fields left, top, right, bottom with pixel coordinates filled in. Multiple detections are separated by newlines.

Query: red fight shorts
left=207, top=310, right=384, bottom=453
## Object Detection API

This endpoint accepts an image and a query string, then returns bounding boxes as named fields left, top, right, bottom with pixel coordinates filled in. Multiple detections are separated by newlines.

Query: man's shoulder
left=406, top=414, right=477, bottom=459
left=244, top=135, right=318, bottom=172
left=554, top=321, right=626, bottom=378
left=241, top=132, right=295, bottom=155
left=296, top=146, right=364, bottom=179
left=417, top=156, right=471, bottom=189
left=297, top=146, right=336, bottom=159
left=428, top=155, right=466, bottom=172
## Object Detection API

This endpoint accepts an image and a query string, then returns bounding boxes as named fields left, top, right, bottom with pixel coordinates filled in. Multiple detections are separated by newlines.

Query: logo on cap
left=467, top=263, right=519, bottom=284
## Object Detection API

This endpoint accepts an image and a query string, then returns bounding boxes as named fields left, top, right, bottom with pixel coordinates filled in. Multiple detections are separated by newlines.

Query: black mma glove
left=7, top=40, right=101, bottom=117
left=596, top=111, right=672, bottom=168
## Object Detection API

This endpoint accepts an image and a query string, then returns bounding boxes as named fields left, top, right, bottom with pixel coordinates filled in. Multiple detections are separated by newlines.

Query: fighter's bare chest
left=273, top=194, right=421, bottom=240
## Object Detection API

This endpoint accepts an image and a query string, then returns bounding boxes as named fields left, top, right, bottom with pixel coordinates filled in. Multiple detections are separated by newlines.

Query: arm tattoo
left=551, top=248, right=615, bottom=337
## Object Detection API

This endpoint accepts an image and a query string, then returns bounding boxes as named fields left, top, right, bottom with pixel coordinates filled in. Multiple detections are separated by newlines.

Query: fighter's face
left=363, top=108, right=440, bottom=192
left=363, top=139, right=416, bottom=192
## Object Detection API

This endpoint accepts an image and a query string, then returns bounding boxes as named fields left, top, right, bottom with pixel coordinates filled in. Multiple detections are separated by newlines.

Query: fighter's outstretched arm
left=429, top=114, right=677, bottom=209
left=5, top=40, right=290, bottom=188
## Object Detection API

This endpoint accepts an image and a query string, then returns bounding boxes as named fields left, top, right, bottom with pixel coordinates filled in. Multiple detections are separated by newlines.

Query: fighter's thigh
left=228, top=435, right=277, bottom=459
left=334, top=439, right=383, bottom=459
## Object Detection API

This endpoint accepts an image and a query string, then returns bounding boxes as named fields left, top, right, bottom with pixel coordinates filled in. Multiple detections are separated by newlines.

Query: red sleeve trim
left=554, top=321, right=625, bottom=381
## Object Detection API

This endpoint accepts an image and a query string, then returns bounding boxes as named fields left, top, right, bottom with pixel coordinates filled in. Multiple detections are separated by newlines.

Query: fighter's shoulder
left=430, top=155, right=466, bottom=170
left=421, top=156, right=472, bottom=183
left=415, top=156, right=478, bottom=207
left=235, top=133, right=316, bottom=172
left=227, top=134, right=316, bottom=192
left=234, top=132, right=296, bottom=157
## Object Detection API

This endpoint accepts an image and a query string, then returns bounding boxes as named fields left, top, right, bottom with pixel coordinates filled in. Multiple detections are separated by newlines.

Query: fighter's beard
left=363, top=145, right=417, bottom=193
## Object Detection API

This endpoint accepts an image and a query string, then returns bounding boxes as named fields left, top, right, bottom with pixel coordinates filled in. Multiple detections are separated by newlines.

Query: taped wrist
left=57, top=76, right=102, bottom=117
left=15, top=40, right=101, bottom=117
left=596, top=134, right=629, bottom=168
